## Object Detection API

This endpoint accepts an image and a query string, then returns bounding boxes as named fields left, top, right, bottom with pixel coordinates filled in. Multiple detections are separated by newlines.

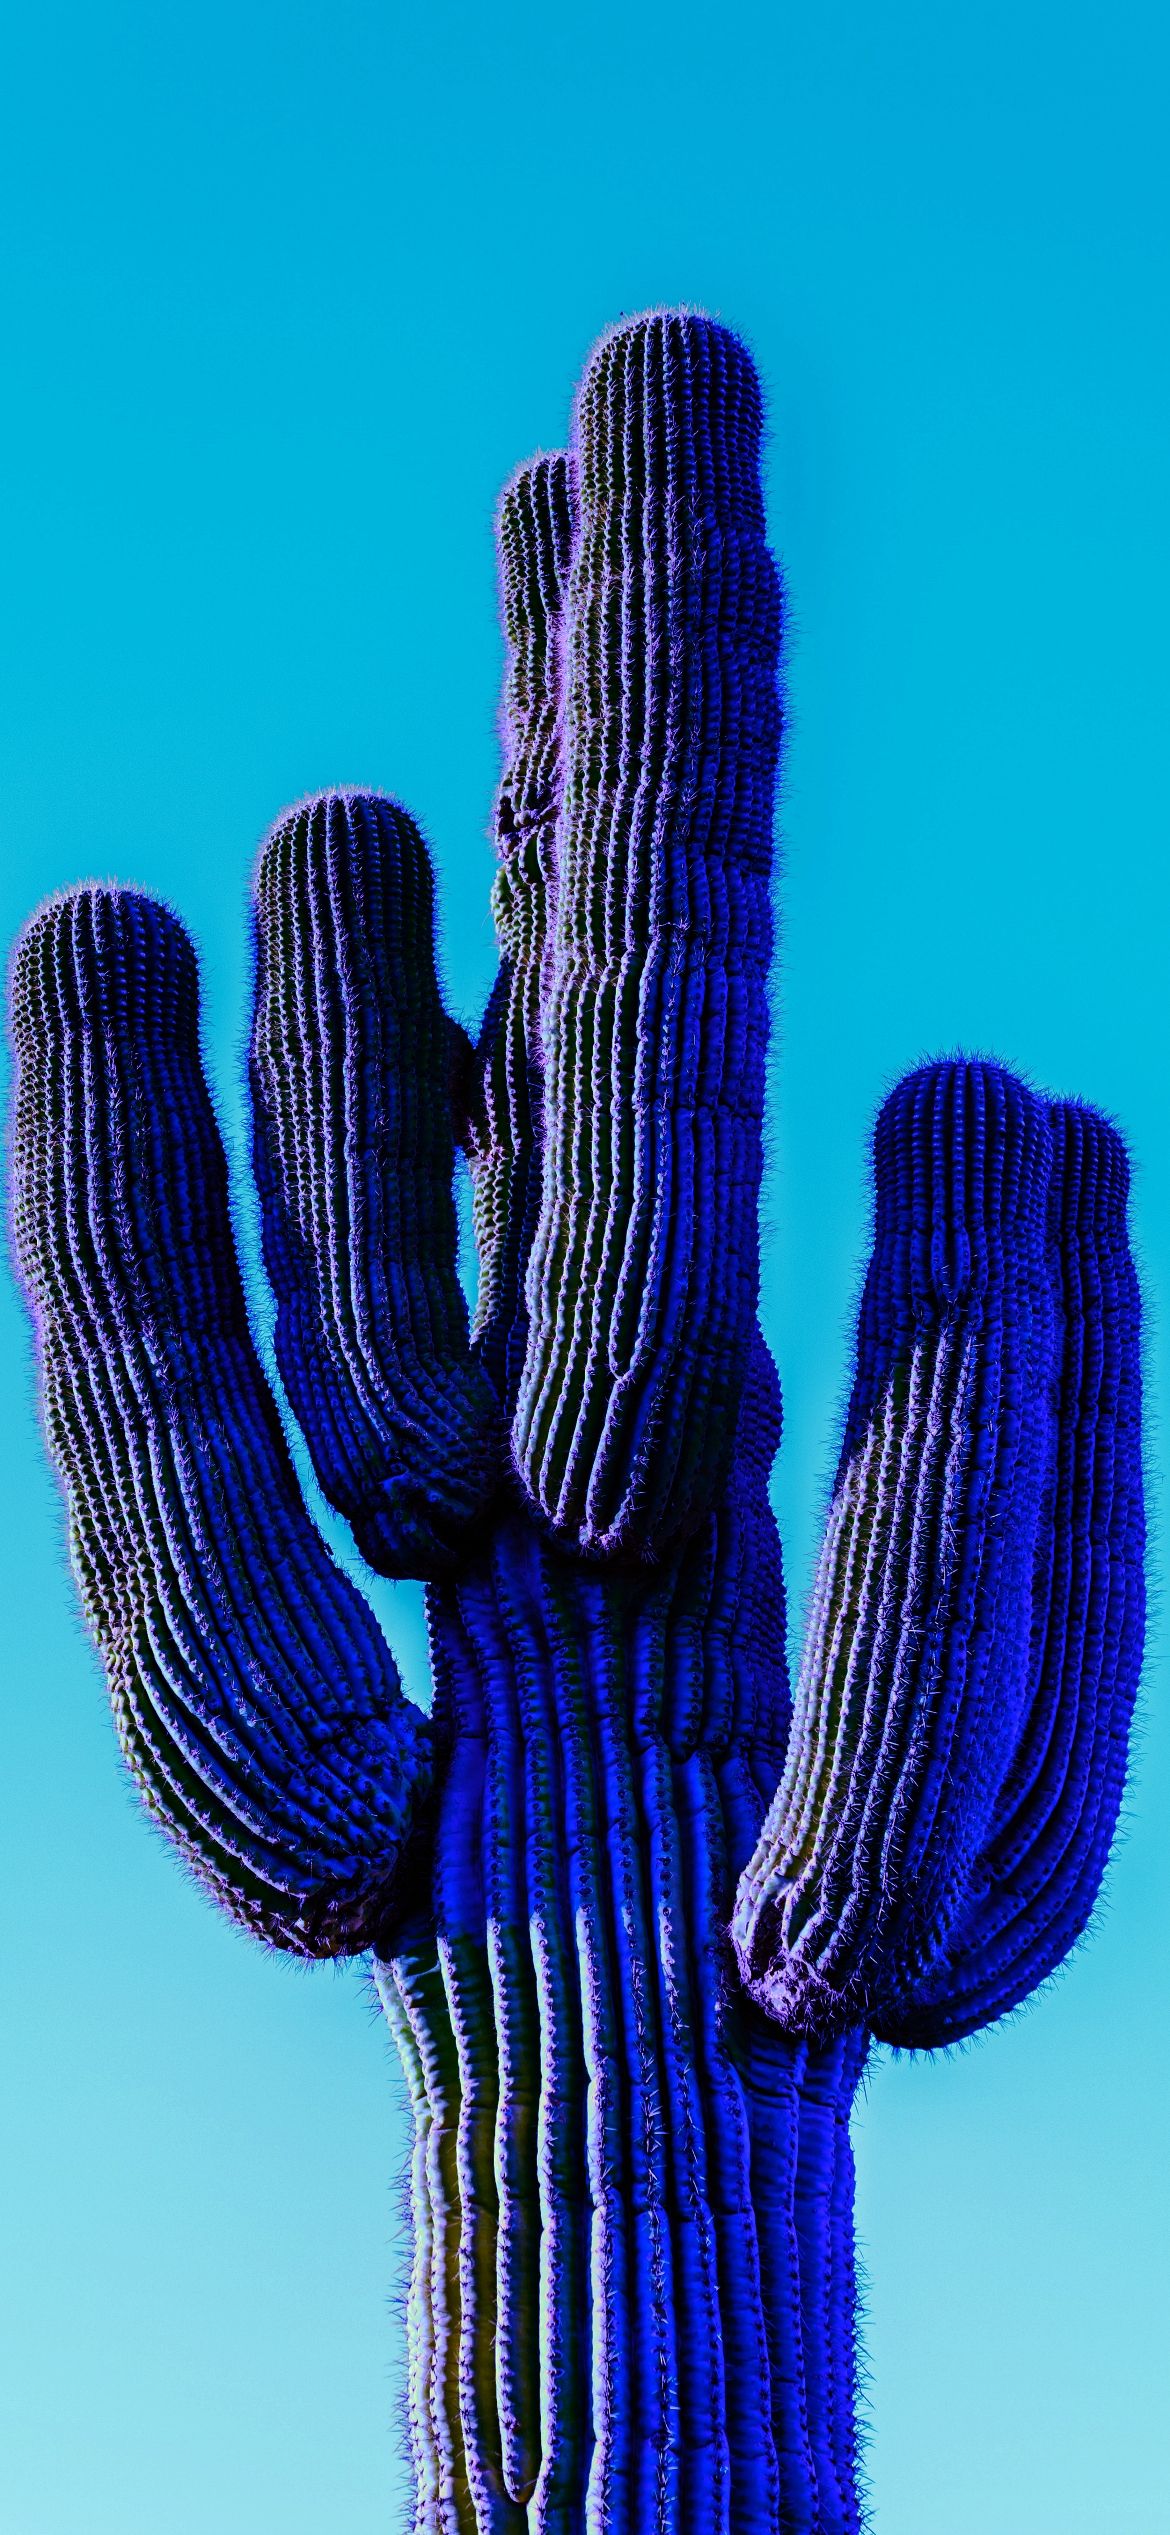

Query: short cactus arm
left=513, top=311, right=784, bottom=1558
left=11, top=886, right=433, bottom=1956
left=466, top=452, right=573, bottom=1401
left=879, top=1097, right=1145, bottom=2044
left=250, top=789, right=503, bottom=1579
left=734, top=1058, right=1144, bottom=2044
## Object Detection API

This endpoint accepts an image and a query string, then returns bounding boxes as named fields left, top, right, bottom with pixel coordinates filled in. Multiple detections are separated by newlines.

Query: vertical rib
left=490, top=1534, right=590, bottom=2528
left=382, top=1946, right=475, bottom=2534
left=376, top=1959, right=446, bottom=2530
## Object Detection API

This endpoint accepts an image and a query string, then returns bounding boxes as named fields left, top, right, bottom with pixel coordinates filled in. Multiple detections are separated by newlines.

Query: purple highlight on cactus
left=9, top=309, right=1145, bottom=2532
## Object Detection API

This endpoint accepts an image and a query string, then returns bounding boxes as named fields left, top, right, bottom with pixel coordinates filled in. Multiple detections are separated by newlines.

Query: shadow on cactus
left=9, top=312, right=1145, bottom=2532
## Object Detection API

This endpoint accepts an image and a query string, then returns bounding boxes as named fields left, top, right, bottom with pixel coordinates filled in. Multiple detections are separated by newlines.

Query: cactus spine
left=10, top=311, right=1145, bottom=2532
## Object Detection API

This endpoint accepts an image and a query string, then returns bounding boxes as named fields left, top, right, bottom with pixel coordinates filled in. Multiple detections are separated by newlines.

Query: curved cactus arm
left=875, top=1098, right=1145, bottom=2045
left=512, top=310, right=784, bottom=1559
left=250, top=789, right=503, bottom=1580
left=732, top=1060, right=1068, bottom=2041
left=11, top=886, right=434, bottom=1957
left=465, top=452, right=573, bottom=1404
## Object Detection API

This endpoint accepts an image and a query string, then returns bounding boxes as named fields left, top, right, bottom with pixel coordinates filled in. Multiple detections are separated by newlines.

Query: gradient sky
left=2, top=5, right=1167, bottom=2530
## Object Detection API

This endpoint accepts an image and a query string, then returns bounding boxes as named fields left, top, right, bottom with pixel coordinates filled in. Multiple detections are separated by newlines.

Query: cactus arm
left=876, top=1097, right=1145, bottom=2044
left=250, top=788, right=503, bottom=1581
left=732, top=1060, right=1064, bottom=2039
left=11, top=885, right=433, bottom=1956
left=512, top=311, right=784, bottom=1559
left=467, top=454, right=573, bottom=1405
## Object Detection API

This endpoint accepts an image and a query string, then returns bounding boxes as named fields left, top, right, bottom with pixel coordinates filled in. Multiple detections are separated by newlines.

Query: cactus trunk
left=376, top=1516, right=867, bottom=2535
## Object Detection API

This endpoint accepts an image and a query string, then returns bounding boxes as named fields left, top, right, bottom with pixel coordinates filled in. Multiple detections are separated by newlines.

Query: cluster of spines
left=511, top=312, right=784, bottom=1559
left=11, top=886, right=432, bottom=1953
left=251, top=789, right=502, bottom=1578
left=732, top=1059, right=1144, bottom=2046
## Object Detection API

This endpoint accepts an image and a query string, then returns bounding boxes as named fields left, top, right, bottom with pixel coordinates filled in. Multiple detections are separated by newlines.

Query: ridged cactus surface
left=251, top=789, right=503, bottom=1578
left=9, top=310, right=1146, bottom=2533
left=510, top=319, right=781, bottom=1557
left=732, top=1066, right=1144, bottom=2051
left=12, top=885, right=433, bottom=1957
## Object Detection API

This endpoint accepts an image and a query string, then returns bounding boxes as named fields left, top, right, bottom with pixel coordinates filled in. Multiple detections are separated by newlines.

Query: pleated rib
left=387, top=1946, right=478, bottom=2534
left=252, top=790, right=502, bottom=1579
left=378, top=1956, right=453, bottom=2532
left=494, top=1535, right=591, bottom=2530
left=513, top=312, right=783, bottom=1558
left=11, top=886, right=432, bottom=1956
left=732, top=1060, right=1060, bottom=2040
left=468, top=455, right=573, bottom=1404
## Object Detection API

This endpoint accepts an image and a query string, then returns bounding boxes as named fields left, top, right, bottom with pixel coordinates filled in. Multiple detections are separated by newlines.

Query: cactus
left=9, top=311, right=1144, bottom=2533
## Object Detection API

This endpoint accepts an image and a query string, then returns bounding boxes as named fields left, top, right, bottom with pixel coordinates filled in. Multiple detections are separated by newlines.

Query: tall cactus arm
left=11, top=886, right=434, bottom=1956
left=512, top=311, right=784, bottom=1559
left=732, top=1059, right=1144, bottom=2045
left=250, top=789, right=504, bottom=1579
left=467, top=453, right=573, bottom=1404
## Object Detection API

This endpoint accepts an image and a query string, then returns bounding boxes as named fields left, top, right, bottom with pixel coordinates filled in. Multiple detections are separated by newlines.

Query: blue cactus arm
left=10, top=885, right=434, bottom=1955
left=250, top=788, right=504, bottom=1580
left=465, top=451, right=573, bottom=1406
left=511, top=312, right=784, bottom=1559
left=880, top=1095, right=1146, bottom=2044
left=732, top=1059, right=1144, bottom=2047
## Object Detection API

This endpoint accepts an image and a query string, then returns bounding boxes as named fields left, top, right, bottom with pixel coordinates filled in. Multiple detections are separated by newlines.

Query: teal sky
left=2, top=5, right=1167, bottom=2529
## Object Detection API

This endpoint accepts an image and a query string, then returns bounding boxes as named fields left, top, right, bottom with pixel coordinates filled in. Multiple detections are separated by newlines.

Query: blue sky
left=1, top=4, right=1167, bottom=2528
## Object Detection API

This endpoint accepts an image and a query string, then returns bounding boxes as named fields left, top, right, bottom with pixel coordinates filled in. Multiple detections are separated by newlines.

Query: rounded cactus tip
left=9, top=884, right=198, bottom=1042
left=495, top=445, right=567, bottom=512
left=570, top=306, right=768, bottom=532
left=12, top=878, right=184, bottom=955
left=583, top=302, right=743, bottom=357
left=1049, top=1092, right=1132, bottom=1227
left=574, top=304, right=763, bottom=411
left=255, top=785, right=413, bottom=865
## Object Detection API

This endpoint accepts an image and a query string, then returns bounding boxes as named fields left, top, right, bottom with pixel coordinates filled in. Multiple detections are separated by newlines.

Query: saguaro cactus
left=10, top=312, right=1145, bottom=2533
